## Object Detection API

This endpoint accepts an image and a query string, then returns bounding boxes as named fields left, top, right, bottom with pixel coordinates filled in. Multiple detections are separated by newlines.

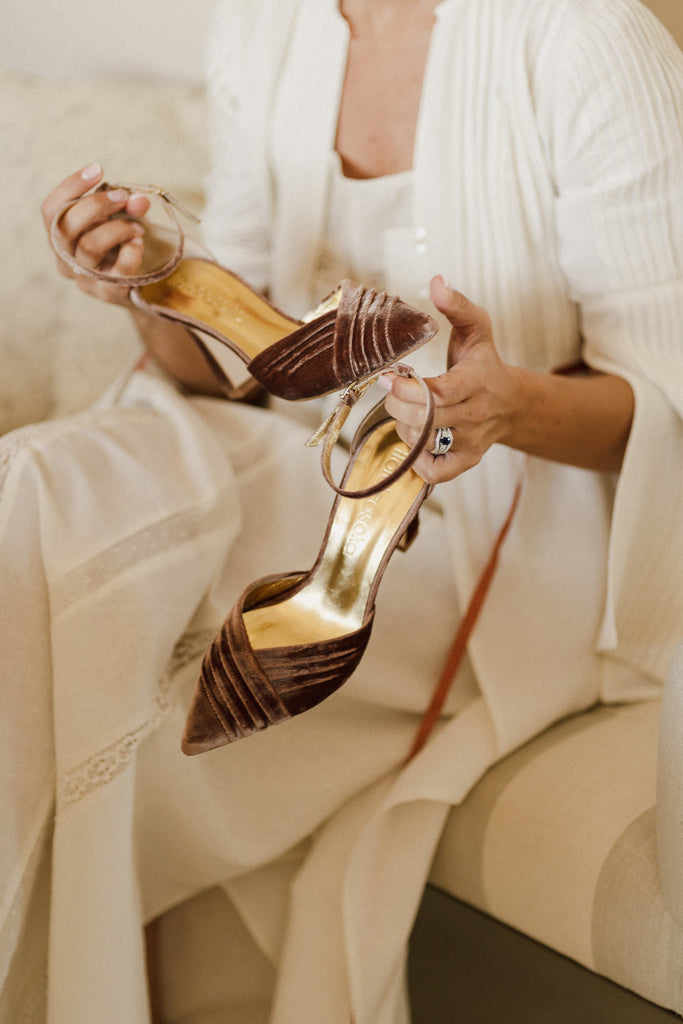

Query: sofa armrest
left=657, top=640, right=683, bottom=927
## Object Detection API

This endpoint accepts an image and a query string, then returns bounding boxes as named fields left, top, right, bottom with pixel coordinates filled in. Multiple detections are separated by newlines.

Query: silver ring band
left=430, top=426, right=454, bottom=456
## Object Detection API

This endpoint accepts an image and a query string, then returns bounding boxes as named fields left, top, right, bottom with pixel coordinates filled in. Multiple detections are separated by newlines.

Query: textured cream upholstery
left=658, top=643, right=683, bottom=929
left=430, top=693, right=683, bottom=1016
left=0, top=72, right=208, bottom=435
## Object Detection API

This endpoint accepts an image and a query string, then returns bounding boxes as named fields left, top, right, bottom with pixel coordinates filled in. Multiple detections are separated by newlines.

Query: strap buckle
left=305, top=373, right=382, bottom=450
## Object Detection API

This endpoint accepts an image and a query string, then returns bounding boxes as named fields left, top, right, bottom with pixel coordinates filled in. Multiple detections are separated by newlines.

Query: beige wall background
left=0, top=0, right=680, bottom=82
left=645, top=0, right=683, bottom=46
left=0, top=0, right=216, bottom=81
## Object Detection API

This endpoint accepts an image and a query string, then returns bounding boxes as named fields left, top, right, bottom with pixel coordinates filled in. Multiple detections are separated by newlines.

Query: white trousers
left=0, top=368, right=491, bottom=1024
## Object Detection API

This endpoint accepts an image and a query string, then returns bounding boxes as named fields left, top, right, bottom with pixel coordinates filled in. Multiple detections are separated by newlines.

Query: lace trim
left=50, top=491, right=233, bottom=617
left=57, top=627, right=216, bottom=808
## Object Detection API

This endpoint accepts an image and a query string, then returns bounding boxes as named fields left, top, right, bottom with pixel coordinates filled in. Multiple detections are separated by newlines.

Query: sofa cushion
left=430, top=699, right=683, bottom=1016
left=0, top=70, right=208, bottom=435
left=659, top=642, right=683, bottom=929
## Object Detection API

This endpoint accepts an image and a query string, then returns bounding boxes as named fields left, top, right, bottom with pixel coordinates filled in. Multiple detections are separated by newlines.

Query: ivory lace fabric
left=2, top=0, right=682, bottom=1022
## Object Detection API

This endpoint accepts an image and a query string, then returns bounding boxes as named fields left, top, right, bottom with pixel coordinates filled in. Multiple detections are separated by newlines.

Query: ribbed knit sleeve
left=550, top=0, right=683, bottom=691
left=551, top=0, right=682, bottom=398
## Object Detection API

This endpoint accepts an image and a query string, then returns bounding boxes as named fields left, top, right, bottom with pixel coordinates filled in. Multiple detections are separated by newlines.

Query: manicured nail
left=107, top=188, right=129, bottom=203
left=81, top=163, right=102, bottom=181
left=378, top=373, right=394, bottom=392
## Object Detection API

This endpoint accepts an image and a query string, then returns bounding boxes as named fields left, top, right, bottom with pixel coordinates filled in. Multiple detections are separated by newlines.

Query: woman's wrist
left=501, top=366, right=634, bottom=472
left=129, top=308, right=226, bottom=396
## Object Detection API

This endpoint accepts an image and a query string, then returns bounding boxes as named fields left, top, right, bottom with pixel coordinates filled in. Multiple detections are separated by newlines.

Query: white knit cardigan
left=203, top=0, right=683, bottom=757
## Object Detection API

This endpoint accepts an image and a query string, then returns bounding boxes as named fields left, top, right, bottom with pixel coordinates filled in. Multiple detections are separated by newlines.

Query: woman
left=5, top=0, right=682, bottom=1020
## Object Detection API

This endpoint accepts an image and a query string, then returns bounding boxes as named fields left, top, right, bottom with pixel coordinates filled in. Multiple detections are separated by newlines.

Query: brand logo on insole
left=344, top=446, right=408, bottom=556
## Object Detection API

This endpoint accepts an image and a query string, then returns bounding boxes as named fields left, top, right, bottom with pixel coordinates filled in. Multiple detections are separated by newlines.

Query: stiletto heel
left=51, top=184, right=438, bottom=401
left=181, top=367, right=435, bottom=754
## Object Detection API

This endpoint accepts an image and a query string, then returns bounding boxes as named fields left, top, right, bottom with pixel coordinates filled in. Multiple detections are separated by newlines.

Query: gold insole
left=139, top=260, right=344, bottom=362
left=138, top=260, right=300, bottom=361
left=244, top=422, right=425, bottom=648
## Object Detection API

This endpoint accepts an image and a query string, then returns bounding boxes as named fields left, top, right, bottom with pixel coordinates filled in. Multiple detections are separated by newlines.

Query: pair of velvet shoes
left=51, top=184, right=438, bottom=753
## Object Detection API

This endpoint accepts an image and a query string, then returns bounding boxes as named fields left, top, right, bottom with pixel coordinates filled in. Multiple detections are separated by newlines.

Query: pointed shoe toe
left=181, top=678, right=234, bottom=756
left=182, top=573, right=374, bottom=754
left=248, top=281, right=438, bottom=401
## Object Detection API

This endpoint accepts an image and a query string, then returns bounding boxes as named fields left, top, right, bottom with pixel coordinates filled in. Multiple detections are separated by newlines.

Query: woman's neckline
left=332, top=150, right=413, bottom=182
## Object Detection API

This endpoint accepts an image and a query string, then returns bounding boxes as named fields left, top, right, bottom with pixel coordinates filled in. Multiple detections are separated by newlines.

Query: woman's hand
left=380, top=275, right=634, bottom=481
left=41, top=163, right=151, bottom=306
left=380, top=276, right=524, bottom=483
left=41, top=164, right=228, bottom=396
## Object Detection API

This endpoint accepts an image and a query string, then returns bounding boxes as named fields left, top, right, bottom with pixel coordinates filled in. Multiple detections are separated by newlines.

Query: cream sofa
left=1, top=2, right=681, bottom=1020
left=410, top=647, right=683, bottom=1022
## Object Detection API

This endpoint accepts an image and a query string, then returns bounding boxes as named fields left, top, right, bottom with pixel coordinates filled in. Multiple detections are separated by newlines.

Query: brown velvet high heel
left=51, top=184, right=438, bottom=401
left=181, top=367, right=435, bottom=754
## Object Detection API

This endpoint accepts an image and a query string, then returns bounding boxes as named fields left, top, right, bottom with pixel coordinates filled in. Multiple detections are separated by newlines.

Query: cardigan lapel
left=270, top=0, right=350, bottom=315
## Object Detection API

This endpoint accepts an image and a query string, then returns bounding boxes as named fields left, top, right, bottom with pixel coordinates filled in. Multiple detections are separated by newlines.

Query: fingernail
left=81, top=162, right=102, bottom=181
left=107, top=188, right=129, bottom=203
left=378, top=373, right=394, bottom=392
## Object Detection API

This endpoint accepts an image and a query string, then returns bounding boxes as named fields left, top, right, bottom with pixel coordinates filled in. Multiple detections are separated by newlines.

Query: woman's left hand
left=380, top=276, right=524, bottom=483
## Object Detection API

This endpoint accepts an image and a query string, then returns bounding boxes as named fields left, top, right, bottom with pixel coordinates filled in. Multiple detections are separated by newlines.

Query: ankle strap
left=49, top=183, right=199, bottom=286
left=307, top=365, right=435, bottom=499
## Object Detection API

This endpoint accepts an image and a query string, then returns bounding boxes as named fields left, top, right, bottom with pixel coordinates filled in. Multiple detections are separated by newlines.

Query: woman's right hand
left=41, top=163, right=151, bottom=306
